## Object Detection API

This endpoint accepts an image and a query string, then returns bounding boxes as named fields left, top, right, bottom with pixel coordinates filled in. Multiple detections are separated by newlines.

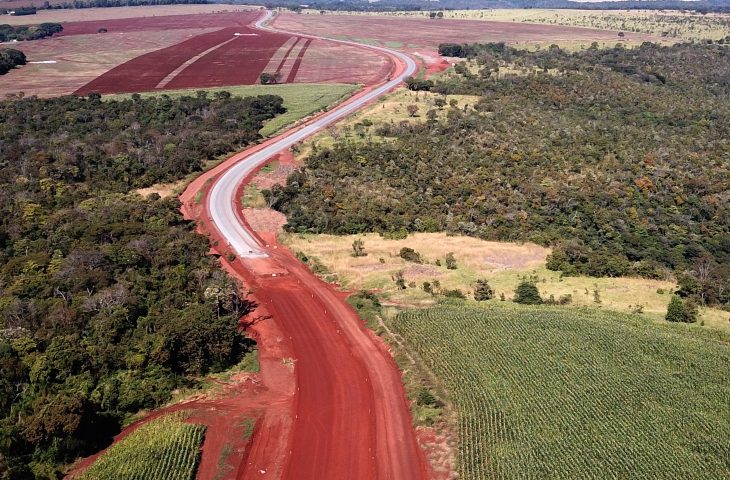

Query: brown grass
left=282, top=232, right=730, bottom=333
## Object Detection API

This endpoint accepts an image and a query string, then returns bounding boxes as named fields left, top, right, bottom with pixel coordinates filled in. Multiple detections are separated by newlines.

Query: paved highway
left=208, top=10, right=417, bottom=258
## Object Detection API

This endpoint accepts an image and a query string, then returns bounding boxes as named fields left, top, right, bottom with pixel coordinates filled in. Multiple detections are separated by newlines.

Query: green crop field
left=77, top=413, right=206, bottom=480
left=391, top=304, right=729, bottom=479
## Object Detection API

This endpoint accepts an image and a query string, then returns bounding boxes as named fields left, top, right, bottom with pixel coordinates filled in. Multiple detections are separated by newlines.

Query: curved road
left=202, top=10, right=428, bottom=480
left=209, top=10, right=417, bottom=258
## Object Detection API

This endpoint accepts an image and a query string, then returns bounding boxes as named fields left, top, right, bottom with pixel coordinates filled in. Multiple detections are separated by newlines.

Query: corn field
left=77, top=413, right=206, bottom=480
left=392, top=304, right=729, bottom=479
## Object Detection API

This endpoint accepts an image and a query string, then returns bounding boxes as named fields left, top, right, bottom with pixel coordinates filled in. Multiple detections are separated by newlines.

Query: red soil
left=273, top=12, right=655, bottom=48
left=165, top=27, right=290, bottom=90
left=57, top=11, right=262, bottom=36
left=70, top=26, right=434, bottom=480
left=291, top=38, right=391, bottom=86
left=74, top=21, right=291, bottom=94
left=284, top=38, right=311, bottom=83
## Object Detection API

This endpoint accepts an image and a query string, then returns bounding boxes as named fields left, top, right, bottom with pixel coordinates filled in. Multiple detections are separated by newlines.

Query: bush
left=445, top=252, right=457, bottom=270
left=513, top=281, right=543, bottom=305
left=351, top=238, right=366, bottom=257
left=416, top=386, right=439, bottom=407
left=473, top=279, right=494, bottom=301
left=666, top=295, right=697, bottom=323
left=399, top=247, right=422, bottom=263
left=443, top=288, right=466, bottom=299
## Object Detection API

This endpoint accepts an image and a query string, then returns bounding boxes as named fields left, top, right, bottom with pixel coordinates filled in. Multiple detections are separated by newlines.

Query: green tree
left=513, top=281, right=543, bottom=305
left=666, top=295, right=697, bottom=323
left=473, top=279, right=494, bottom=301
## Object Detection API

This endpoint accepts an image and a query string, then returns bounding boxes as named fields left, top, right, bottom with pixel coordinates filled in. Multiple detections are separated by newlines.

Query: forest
left=268, top=42, right=729, bottom=309
left=0, top=48, right=25, bottom=75
left=0, top=22, right=62, bottom=42
left=0, top=92, right=285, bottom=479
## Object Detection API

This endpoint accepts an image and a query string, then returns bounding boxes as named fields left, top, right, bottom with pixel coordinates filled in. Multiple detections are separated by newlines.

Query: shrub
left=443, top=288, right=466, bottom=299
left=399, top=247, right=422, bottom=263
left=445, top=252, right=457, bottom=270
left=473, top=279, right=494, bottom=301
left=351, top=238, right=366, bottom=257
left=513, top=281, right=543, bottom=305
left=666, top=295, right=697, bottom=323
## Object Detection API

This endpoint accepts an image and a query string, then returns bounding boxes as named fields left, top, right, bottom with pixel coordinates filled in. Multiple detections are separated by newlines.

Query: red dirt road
left=69, top=12, right=429, bottom=480
left=175, top=21, right=429, bottom=477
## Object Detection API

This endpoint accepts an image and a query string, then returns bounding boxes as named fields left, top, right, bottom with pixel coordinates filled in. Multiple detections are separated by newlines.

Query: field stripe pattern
left=392, top=304, right=729, bottom=479
left=76, top=413, right=206, bottom=480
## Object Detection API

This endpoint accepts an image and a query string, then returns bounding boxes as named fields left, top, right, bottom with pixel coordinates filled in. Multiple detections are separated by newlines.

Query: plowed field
left=273, top=12, right=654, bottom=48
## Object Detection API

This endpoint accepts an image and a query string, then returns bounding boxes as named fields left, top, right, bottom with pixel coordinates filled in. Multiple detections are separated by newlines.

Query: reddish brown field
left=0, top=4, right=252, bottom=22
left=1, top=9, right=389, bottom=97
left=0, top=28, right=213, bottom=97
left=292, top=38, right=390, bottom=85
left=273, top=12, right=653, bottom=48
left=74, top=22, right=291, bottom=94
left=57, top=11, right=261, bottom=36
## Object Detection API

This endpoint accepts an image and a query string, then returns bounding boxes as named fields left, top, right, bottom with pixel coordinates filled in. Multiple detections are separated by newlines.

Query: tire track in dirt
left=285, top=38, right=312, bottom=83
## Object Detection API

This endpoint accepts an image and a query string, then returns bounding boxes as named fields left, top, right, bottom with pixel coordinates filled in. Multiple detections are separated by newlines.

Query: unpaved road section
left=184, top=10, right=428, bottom=480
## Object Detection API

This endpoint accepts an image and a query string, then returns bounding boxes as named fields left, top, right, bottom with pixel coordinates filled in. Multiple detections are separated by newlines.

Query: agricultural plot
left=2, top=8, right=386, bottom=97
left=74, top=25, right=291, bottom=94
left=391, top=304, right=729, bottom=479
left=273, top=12, right=653, bottom=51
left=76, top=413, right=206, bottom=480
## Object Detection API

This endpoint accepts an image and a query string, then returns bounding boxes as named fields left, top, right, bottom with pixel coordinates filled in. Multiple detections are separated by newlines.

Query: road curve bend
left=200, top=9, right=428, bottom=480
left=208, top=10, right=417, bottom=258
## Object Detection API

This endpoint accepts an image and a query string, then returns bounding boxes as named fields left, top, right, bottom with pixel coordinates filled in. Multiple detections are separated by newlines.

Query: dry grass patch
left=281, top=232, right=729, bottom=332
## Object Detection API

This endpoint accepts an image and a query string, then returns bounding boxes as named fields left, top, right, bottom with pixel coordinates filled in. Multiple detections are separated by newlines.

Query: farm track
left=178, top=10, right=429, bottom=480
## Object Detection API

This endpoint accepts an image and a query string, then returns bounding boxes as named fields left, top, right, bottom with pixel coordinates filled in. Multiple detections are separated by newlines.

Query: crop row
left=77, top=413, right=206, bottom=480
left=392, top=304, right=729, bottom=479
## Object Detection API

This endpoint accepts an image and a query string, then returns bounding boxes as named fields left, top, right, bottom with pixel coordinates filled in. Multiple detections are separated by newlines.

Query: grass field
left=77, top=413, right=206, bottom=480
left=281, top=232, right=729, bottom=332
left=391, top=303, right=729, bottom=479
left=105, top=83, right=358, bottom=136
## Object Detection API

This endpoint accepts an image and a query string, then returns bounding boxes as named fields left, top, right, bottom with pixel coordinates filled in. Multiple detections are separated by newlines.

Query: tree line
left=0, top=91, right=286, bottom=478
left=266, top=42, right=729, bottom=309
left=0, top=23, right=62, bottom=42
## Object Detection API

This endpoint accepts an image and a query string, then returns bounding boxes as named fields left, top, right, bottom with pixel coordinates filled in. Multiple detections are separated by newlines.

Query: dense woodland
left=268, top=42, right=730, bottom=308
left=0, top=48, right=25, bottom=75
left=0, top=23, right=61, bottom=42
left=0, top=92, right=285, bottom=478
